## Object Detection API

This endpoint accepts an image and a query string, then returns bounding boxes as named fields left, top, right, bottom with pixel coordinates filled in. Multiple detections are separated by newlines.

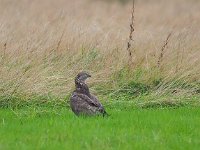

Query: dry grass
left=0, top=0, right=200, bottom=97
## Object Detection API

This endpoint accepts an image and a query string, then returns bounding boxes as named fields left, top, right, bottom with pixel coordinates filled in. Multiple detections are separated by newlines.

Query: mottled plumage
left=70, top=72, right=108, bottom=116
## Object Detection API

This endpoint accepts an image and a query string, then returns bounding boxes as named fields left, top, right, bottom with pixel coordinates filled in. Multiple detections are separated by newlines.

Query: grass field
left=1, top=105, right=200, bottom=150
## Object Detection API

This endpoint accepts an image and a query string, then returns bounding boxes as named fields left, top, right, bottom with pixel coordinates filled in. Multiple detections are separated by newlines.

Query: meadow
left=0, top=0, right=200, bottom=149
left=1, top=106, right=200, bottom=150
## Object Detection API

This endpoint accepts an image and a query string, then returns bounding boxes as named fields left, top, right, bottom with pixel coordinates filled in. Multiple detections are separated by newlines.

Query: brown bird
left=70, top=72, right=108, bottom=116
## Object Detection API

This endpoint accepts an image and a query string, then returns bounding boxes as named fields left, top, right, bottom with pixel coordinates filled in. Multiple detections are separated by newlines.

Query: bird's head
left=75, top=71, right=91, bottom=83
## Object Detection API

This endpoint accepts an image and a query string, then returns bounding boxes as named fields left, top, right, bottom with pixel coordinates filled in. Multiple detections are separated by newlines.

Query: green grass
left=0, top=106, right=200, bottom=150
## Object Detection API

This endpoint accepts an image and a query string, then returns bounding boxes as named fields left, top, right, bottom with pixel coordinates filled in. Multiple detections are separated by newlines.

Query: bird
left=70, top=71, right=108, bottom=117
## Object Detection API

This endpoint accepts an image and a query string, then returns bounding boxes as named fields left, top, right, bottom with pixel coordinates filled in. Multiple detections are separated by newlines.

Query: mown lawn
left=0, top=107, right=200, bottom=150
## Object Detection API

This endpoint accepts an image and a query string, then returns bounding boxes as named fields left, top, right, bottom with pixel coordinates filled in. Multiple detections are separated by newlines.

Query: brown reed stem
left=175, top=41, right=181, bottom=73
left=2, top=42, right=7, bottom=63
left=56, top=28, right=66, bottom=54
left=126, top=0, right=135, bottom=66
left=157, top=32, right=172, bottom=68
left=4, top=42, right=6, bottom=56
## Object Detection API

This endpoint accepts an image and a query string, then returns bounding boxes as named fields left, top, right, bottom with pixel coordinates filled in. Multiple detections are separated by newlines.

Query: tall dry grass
left=0, top=0, right=200, bottom=98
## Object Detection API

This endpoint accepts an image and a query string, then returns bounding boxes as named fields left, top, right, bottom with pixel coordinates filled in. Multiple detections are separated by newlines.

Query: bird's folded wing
left=90, top=94, right=102, bottom=107
left=74, top=93, right=100, bottom=107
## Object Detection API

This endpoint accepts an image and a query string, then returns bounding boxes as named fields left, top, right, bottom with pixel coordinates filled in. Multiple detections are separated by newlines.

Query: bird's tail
left=98, top=106, right=110, bottom=117
left=103, top=110, right=110, bottom=117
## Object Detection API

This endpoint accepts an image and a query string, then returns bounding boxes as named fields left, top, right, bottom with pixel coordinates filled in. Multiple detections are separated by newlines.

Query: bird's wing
left=74, top=93, right=101, bottom=107
left=70, top=94, right=96, bottom=115
left=90, top=94, right=103, bottom=107
left=71, top=92, right=108, bottom=116
left=90, top=94, right=108, bottom=116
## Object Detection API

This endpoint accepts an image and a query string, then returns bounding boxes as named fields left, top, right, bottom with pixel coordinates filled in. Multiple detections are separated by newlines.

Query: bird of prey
left=70, top=72, right=108, bottom=116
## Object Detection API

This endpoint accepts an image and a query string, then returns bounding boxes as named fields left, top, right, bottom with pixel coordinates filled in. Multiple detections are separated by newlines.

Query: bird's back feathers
left=70, top=91, right=106, bottom=116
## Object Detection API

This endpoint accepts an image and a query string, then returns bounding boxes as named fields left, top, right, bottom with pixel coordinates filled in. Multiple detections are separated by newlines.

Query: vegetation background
left=0, top=0, right=200, bottom=104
